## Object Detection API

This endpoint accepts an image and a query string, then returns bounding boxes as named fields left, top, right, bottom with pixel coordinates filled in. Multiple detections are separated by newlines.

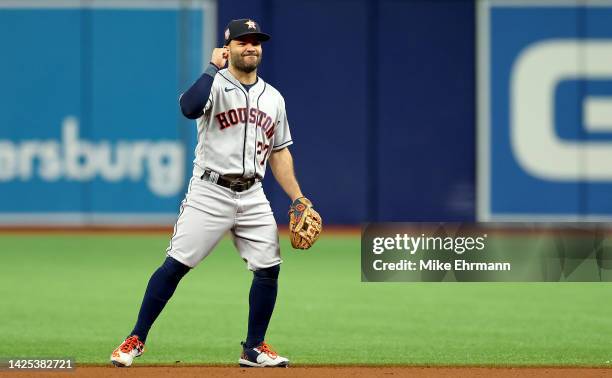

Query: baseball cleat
left=239, top=341, right=289, bottom=367
left=110, top=335, right=145, bottom=367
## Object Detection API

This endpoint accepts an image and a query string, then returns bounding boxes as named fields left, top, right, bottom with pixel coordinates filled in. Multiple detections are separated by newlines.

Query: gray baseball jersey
left=168, top=68, right=291, bottom=270
left=192, top=68, right=292, bottom=179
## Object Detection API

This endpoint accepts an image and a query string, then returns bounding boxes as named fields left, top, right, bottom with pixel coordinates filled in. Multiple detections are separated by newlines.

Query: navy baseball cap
left=223, top=19, right=270, bottom=45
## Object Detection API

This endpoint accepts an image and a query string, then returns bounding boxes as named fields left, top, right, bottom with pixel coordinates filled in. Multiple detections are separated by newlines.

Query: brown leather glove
left=288, top=197, right=322, bottom=249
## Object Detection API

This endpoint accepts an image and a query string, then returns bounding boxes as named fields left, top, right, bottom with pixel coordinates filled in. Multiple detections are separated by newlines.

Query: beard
left=230, top=51, right=261, bottom=73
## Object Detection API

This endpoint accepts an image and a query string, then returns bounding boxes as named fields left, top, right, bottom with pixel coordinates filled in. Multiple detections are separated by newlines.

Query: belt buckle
left=229, top=180, right=247, bottom=192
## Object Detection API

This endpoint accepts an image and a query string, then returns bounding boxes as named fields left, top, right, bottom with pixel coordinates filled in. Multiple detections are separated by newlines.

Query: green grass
left=0, top=232, right=611, bottom=366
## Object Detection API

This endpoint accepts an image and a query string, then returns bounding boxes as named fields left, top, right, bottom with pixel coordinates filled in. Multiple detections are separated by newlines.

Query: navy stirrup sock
left=130, top=257, right=190, bottom=343
left=245, top=264, right=280, bottom=349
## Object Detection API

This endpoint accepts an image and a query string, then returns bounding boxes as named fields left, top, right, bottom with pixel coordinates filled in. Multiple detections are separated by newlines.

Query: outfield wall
left=218, top=0, right=477, bottom=224
left=0, top=0, right=475, bottom=225
left=1, top=0, right=611, bottom=225
left=0, top=1, right=215, bottom=225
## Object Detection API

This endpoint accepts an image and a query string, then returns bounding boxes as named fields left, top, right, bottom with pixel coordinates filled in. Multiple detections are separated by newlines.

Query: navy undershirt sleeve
left=179, top=63, right=219, bottom=119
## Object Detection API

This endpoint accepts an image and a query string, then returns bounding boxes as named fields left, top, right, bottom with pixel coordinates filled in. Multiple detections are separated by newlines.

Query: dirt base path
left=5, top=366, right=612, bottom=378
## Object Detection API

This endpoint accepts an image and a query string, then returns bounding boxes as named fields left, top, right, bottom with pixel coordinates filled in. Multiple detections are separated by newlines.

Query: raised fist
left=211, top=47, right=229, bottom=69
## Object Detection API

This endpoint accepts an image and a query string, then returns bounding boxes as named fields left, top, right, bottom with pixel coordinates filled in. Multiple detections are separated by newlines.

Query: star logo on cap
left=245, top=20, right=257, bottom=30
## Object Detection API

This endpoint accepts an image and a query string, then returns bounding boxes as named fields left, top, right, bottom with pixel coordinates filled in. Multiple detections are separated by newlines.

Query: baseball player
left=110, top=18, right=320, bottom=368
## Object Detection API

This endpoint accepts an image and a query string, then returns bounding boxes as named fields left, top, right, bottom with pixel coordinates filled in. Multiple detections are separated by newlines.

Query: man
left=110, top=18, right=319, bottom=368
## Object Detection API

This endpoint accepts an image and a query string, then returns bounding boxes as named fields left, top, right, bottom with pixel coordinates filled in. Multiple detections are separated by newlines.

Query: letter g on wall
left=511, top=40, right=612, bottom=181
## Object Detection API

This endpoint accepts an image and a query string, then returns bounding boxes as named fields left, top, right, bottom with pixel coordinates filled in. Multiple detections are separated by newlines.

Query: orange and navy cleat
left=239, top=341, right=289, bottom=367
left=110, top=335, right=145, bottom=367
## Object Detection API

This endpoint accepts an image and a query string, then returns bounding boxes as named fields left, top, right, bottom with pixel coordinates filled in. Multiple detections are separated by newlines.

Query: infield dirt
left=4, top=366, right=612, bottom=378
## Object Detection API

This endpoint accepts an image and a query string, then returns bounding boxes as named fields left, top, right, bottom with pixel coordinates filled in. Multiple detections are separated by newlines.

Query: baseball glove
left=288, top=197, right=322, bottom=249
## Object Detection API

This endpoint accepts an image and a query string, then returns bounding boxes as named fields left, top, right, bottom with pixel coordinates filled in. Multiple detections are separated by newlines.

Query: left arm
left=268, top=147, right=303, bottom=202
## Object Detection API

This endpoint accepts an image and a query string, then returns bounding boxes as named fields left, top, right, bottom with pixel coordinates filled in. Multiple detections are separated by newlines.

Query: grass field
left=0, top=232, right=611, bottom=366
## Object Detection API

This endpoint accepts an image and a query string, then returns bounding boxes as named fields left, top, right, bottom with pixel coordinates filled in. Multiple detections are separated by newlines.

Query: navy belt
left=201, top=169, right=257, bottom=192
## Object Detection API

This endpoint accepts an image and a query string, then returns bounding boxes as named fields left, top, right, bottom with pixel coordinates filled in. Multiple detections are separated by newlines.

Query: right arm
left=179, top=47, right=228, bottom=119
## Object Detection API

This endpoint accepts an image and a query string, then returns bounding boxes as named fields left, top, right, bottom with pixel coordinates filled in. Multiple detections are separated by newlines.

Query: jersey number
left=257, top=142, right=270, bottom=166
